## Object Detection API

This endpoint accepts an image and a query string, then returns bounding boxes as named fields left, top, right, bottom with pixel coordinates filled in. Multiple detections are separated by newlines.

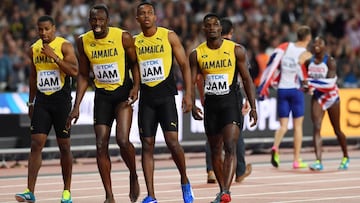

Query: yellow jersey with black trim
left=82, top=27, right=127, bottom=91
left=134, top=27, right=174, bottom=86
left=32, top=37, right=68, bottom=96
left=196, top=39, right=237, bottom=95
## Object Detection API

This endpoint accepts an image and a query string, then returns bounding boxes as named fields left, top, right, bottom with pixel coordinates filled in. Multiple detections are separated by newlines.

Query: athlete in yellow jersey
left=190, top=13, right=258, bottom=203
left=15, top=15, right=78, bottom=203
left=135, top=2, right=194, bottom=203
left=66, top=4, right=140, bottom=203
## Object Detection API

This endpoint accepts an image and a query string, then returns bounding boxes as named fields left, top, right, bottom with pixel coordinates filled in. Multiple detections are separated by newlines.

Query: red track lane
left=1, top=146, right=360, bottom=203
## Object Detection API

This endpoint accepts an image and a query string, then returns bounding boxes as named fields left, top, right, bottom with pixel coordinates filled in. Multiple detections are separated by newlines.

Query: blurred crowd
left=1, top=0, right=360, bottom=92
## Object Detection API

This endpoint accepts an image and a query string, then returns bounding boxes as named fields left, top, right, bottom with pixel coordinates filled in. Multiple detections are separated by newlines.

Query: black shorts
left=31, top=100, right=72, bottom=138
left=204, top=91, right=243, bottom=136
left=94, top=86, right=130, bottom=127
left=138, top=95, right=178, bottom=137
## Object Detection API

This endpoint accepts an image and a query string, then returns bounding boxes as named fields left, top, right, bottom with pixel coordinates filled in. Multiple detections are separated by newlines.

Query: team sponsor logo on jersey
left=139, top=58, right=165, bottom=83
left=37, top=70, right=61, bottom=92
left=93, top=62, right=121, bottom=84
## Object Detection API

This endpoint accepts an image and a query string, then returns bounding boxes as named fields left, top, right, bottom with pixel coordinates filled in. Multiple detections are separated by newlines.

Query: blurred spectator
left=7, top=39, right=30, bottom=92
left=62, top=0, right=89, bottom=35
left=342, top=63, right=358, bottom=88
left=0, top=43, right=13, bottom=91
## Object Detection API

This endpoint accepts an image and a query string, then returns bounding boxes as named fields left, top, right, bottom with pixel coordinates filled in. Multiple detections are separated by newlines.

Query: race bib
left=139, top=58, right=165, bottom=84
left=93, top=62, right=121, bottom=84
left=37, top=70, right=61, bottom=92
left=204, top=74, right=229, bottom=95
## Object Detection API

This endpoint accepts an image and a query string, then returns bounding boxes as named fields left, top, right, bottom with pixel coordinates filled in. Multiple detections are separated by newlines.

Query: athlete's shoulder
left=134, top=31, right=144, bottom=40
left=31, top=39, right=42, bottom=48
left=196, top=41, right=208, bottom=49
left=55, top=36, right=70, bottom=44
left=158, top=26, right=170, bottom=32
left=109, top=27, right=124, bottom=33
left=79, top=30, right=94, bottom=39
left=277, top=42, right=290, bottom=50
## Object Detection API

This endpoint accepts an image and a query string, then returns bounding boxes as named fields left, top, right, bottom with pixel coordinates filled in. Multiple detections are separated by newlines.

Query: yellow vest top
left=196, top=39, right=237, bottom=95
left=82, top=27, right=126, bottom=91
left=32, top=37, right=67, bottom=95
left=135, top=27, right=173, bottom=88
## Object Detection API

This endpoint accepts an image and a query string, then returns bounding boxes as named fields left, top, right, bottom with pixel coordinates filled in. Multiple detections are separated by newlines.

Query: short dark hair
left=203, top=13, right=220, bottom=23
left=137, top=2, right=155, bottom=14
left=297, top=25, right=311, bottom=41
left=91, top=4, right=109, bottom=18
left=220, top=18, right=233, bottom=36
left=37, top=15, right=55, bottom=25
left=316, top=35, right=326, bottom=45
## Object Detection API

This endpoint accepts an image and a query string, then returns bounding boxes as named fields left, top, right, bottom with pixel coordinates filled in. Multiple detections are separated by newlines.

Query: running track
left=1, top=146, right=360, bottom=203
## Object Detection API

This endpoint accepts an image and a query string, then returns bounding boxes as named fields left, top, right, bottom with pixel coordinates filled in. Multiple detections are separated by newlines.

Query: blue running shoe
left=142, top=196, right=157, bottom=203
left=61, top=190, right=72, bottom=203
left=15, top=189, right=36, bottom=203
left=338, top=157, right=349, bottom=170
left=309, top=160, right=323, bottom=171
left=181, top=182, right=194, bottom=203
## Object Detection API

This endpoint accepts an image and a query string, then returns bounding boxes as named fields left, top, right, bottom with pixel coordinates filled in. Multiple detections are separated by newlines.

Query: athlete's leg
left=310, top=97, right=325, bottom=161
left=273, top=117, right=289, bottom=149
left=236, top=133, right=245, bottom=176
left=94, top=124, right=114, bottom=203
left=327, top=101, right=349, bottom=158
left=205, top=140, right=213, bottom=172
left=164, top=131, right=189, bottom=184
left=207, top=134, right=224, bottom=191
left=291, top=89, right=305, bottom=164
left=56, top=137, right=73, bottom=191
left=221, top=124, right=239, bottom=191
left=53, top=101, right=73, bottom=193
left=293, top=116, right=304, bottom=162
left=114, top=102, right=139, bottom=202
left=273, top=89, right=290, bottom=150
left=141, top=136, right=156, bottom=198
left=27, top=133, right=47, bottom=192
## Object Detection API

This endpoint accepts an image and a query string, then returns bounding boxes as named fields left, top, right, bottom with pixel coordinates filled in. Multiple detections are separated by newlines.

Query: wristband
left=55, top=56, right=60, bottom=63
left=26, top=102, right=34, bottom=107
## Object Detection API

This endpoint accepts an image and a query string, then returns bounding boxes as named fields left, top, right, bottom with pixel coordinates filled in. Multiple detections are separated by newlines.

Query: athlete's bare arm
left=66, top=37, right=90, bottom=128
left=235, top=45, right=257, bottom=127
left=326, top=56, right=337, bottom=78
left=123, top=31, right=140, bottom=105
left=299, top=51, right=312, bottom=65
left=27, top=49, right=37, bottom=119
left=189, top=49, right=203, bottom=120
left=41, top=42, right=78, bottom=77
left=169, top=30, right=192, bottom=113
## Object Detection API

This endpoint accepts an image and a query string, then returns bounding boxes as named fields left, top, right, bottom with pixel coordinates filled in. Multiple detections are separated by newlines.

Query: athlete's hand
left=191, top=106, right=203, bottom=120
left=242, top=100, right=250, bottom=115
left=41, top=43, right=57, bottom=59
left=66, top=107, right=79, bottom=130
left=249, top=109, right=258, bottom=127
left=127, top=87, right=139, bottom=105
left=182, top=93, right=192, bottom=113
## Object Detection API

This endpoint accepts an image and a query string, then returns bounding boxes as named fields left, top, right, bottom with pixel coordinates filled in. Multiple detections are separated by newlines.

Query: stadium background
left=0, top=0, right=359, bottom=160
